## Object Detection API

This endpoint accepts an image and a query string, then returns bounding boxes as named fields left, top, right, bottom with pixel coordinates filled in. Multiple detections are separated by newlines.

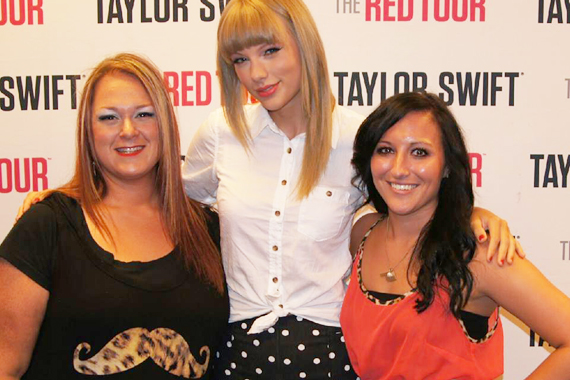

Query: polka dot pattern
left=213, top=315, right=357, bottom=379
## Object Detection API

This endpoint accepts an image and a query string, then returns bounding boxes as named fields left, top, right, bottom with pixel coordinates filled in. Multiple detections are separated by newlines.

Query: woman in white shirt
left=181, top=0, right=522, bottom=379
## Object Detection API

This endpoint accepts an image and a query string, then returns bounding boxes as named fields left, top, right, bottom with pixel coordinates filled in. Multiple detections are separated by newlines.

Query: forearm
left=0, top=317, right=35, bottom=379
left=0, top=351, right=27, bottom=380
left=525, top=346, right=570, bottom=379
left=0, top=261, right=48, bottom=380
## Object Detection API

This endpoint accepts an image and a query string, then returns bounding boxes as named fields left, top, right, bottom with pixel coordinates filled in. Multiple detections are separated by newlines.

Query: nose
left=119, top=118, right=139, bottom=138
left=391, top=152, right=410, bottom=178
left=249, top=58, right=267, bottom=82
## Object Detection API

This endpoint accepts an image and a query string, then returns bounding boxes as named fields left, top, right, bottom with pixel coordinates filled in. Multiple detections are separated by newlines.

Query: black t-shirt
left=0, top=193, right=229, bottom=379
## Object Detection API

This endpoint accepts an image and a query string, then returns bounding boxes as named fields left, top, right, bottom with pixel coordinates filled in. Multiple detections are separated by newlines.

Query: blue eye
left=264, top=47, right=281, bottom=55
left=232, top=57, right=247, bottom=65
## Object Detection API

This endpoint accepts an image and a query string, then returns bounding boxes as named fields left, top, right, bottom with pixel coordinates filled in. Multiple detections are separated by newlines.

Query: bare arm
left=472, top=250, right=570, bottom=379
left=350, top=213, right=382, bottom=258
left=470, top=207, right=525, bottom=264
left=0, top=259, right=48, bottom=379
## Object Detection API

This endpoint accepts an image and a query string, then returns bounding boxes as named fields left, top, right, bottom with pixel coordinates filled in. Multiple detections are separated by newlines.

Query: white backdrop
left=1, top=1, right=569, bottom=378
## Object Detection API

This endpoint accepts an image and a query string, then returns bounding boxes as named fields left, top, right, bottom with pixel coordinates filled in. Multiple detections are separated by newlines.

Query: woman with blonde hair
left=0, top=53, right=228, bottom=379
left=182, top=0, right=521, bottom=379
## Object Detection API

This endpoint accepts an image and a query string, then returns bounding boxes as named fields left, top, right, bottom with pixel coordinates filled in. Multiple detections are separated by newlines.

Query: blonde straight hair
left=217, top=0, right=335, bottom=198
left=59, top=53, right=225, bottom=293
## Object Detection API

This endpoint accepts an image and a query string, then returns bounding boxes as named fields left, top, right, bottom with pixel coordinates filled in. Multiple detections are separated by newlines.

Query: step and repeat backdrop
left=0, top=1, right=568, bottom=378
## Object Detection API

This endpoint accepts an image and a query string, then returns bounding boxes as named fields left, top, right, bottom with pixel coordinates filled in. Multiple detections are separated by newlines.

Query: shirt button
left=326, top=190, right=332, bottom=197
left=279, top=304, right=284, bottom=308
left=287, top=147, right=292, bottom=154
left=281, top=180, right=287, bottom=186
left=272, top=245, right=278, bottom=251
left=275, top=210, right=281, bottom=217
left=272, top=277, right=279, bottom=283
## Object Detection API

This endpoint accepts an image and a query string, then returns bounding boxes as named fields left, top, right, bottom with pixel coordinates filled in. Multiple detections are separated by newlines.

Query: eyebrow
left=377, top=139, right=434, bottom=146
left=95, top=104, right=154, bottom=111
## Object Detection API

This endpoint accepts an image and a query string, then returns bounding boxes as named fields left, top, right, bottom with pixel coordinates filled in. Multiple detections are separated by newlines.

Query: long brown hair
left=352, top=92, right=476, bottom=317
left=59, top=53, right=224, bottom=293
left=217, top=0, right=335, bottom=198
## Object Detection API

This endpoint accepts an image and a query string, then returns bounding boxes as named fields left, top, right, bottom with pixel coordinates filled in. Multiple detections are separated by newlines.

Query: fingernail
left=478, top=234, right=485, bottom=241
left=499, top=259, right=504, bottom=265
left=34, top=198, right=39, bottom=202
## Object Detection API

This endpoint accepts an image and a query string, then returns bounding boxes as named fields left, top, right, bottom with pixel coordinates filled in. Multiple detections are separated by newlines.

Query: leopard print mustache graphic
left=73, top=327, right=209, bottom=378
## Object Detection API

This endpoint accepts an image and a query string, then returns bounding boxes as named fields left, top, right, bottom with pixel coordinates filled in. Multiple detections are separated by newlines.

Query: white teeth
left=116, top=146, right=143, bottom=153
left=391, top=183, right=417, bottom=191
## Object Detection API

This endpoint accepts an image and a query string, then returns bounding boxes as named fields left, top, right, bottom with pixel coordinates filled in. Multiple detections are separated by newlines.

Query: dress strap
left=356, top=216, right=384, bottom=256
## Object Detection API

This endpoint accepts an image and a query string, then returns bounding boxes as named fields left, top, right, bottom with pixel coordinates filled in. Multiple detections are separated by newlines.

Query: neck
left=100, top=174, right=159, bottom=209
left=386, top=209, right=435, bottom=243
left=268, top=98, right=308, bottom=140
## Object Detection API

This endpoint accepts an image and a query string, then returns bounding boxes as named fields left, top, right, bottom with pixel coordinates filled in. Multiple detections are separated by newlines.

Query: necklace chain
left=381, top=216, right=412, bottom=282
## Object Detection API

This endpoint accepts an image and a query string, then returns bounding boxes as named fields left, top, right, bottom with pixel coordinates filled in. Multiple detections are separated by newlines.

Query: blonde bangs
left=218, top=1, right=289, bottom=62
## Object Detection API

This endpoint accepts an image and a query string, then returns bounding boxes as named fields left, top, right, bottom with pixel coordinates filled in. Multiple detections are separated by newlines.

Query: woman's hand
left=470, top=207, right=525, bottom=265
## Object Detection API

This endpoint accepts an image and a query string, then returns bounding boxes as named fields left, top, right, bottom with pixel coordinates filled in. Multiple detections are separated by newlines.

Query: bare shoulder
left=469, top=242, right=547, bottom=299
left=350, top=212, right=384, bottom=257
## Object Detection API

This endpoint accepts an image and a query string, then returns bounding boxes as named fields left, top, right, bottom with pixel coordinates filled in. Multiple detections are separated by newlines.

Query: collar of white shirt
left=247, top=103, right=341, bottom=149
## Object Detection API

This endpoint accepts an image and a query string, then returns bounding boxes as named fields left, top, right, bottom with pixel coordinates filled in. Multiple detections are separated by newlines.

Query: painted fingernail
left=499, top=259, right=504, bottom=265
left=478, top=234, right=485, bottom=241
left=34, top=198, right=39, bottom=202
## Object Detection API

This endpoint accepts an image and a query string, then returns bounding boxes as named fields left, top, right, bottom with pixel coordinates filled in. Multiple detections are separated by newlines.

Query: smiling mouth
left=116, top=146, right=144, bottom=155
left=256, top=83, right=279, bottom=97
left=390, top=182, right=418, bottom=191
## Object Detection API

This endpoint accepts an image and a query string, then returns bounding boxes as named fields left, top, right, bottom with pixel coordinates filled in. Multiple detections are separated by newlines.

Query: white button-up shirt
left=182, top=104, right=365, bottom=333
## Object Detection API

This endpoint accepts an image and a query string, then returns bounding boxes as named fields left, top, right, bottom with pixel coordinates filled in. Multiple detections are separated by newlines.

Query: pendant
left=385, top=268, right=397, bottom=282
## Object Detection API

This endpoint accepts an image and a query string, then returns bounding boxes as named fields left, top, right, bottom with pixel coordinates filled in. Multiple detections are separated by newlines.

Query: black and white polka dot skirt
left=212, top=315, right=359, bottom=380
